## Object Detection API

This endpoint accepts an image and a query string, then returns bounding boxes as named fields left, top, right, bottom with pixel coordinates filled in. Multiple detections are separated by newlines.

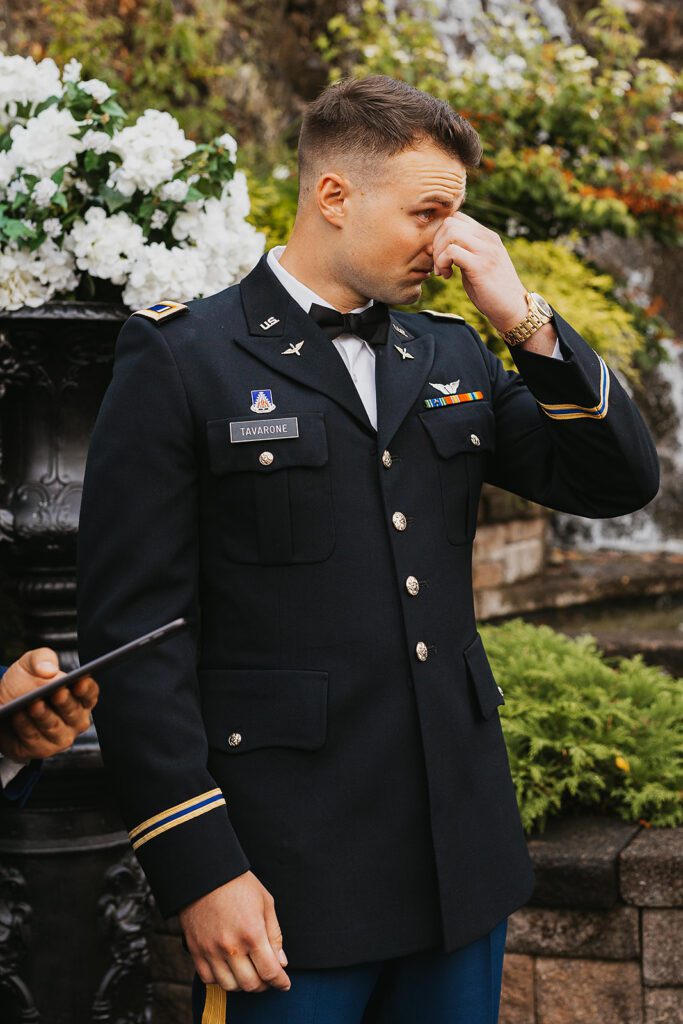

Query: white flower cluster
left=122, top=172, right=264, bottom=307
left=0, top=240, right=78, bottom=311
left=2, top=107, right=83, bottom=182
left=57, top=171, right=263, bottom=308
left=449, top=49, right=528, bottom=91
left=0, top=54, right=266, bottom=311
left=555, top=45, right=598, bottom=77
left=0, top=54, right=63, bottom=127
left=107, top=109, right=197, bottom=196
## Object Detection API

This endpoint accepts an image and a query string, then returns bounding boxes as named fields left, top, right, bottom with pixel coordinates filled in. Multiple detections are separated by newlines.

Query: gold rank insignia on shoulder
left=131, top=300, right=188, bottom=323
left=421, top=308, right=465, bottom=322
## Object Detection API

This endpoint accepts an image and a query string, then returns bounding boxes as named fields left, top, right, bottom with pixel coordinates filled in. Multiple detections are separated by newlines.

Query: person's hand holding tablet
left=0, top=648, right=98, bottom=760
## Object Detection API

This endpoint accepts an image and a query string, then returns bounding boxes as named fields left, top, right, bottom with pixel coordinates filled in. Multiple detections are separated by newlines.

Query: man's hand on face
left=180, top=871, right=291, bottom=994
left=431, top=211, right=531, bottom=335
left=0, top=648, right=99, bottom=761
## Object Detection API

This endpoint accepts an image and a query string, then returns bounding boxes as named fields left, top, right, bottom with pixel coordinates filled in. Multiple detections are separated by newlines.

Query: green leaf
left=99, top=186, right=129, bottom=214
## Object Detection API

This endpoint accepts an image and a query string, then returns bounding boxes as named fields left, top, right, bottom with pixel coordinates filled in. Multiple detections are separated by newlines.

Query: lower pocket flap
left=463, top=632, right=505, bottom=719
left=198, top=668, right=328, bottom=753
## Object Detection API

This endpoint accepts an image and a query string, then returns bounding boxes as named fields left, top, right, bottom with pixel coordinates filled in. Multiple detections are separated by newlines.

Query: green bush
left=480, top=619, right=683, bottom=833
left=316, top=0, right=683, bottom=246
left=35, top=0, right=236, bottom=141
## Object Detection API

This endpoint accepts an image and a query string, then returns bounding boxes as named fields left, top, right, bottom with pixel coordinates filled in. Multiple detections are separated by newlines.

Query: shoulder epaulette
left=421, top=308, right=465, bottom=323
left=131, top=300, right=188, bottom=324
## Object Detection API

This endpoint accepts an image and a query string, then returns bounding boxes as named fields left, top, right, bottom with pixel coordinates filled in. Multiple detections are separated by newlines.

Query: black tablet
left=0, top=618, right=188, bottom=721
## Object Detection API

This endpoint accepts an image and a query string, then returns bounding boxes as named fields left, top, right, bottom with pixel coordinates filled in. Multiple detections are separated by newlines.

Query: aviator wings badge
left=429, top=380, right=460, bottom=395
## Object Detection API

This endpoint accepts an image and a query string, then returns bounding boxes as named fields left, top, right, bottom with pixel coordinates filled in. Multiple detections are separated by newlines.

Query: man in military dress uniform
left=77, top=75, right=659, bottom=1023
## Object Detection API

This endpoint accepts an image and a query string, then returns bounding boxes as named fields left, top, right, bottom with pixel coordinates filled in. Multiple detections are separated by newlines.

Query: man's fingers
left=193, top=956, right=217, bottom=987
left=206, top=954, right=242, bottom=992
left=433, top=241, right=476, bottom=277
left=11, top=709, right=42, bottom=744
left=25, top=699, right=69, bottom=741
left=50, top=687, right=92, bottom=727
left=72, top=676, right=99, bottom=709
left=224, top=951, right=269, bottom=993
left=247, top=939, right=291, bottom=991
left=23, top=648, right=62, bottom=678
left=264, top=897, right=288, bottom=966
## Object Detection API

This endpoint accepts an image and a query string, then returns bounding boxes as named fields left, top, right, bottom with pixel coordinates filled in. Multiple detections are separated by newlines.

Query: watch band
left=497, top=291, right=553, bottom=347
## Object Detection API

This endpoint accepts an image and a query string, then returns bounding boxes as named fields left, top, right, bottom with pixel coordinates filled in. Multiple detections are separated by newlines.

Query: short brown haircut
left=297, top=74, right=482, bottom=203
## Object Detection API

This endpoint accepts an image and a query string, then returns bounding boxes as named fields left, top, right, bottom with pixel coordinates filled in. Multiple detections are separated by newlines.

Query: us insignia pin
left=394, top=345, right=414, bottom=360
left=259, top=316, right=280, bottom=331
left=250, top=389, right=277, bottom=413
left=392, top=322, right=410, bottom=339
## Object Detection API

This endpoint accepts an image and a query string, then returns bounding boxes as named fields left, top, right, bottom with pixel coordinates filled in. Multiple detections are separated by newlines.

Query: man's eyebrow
left=417, top=188, right=467, bottom=209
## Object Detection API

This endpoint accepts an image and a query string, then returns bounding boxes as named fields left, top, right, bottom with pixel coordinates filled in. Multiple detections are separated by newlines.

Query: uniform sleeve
left=76, top=314, right=250, bottom=918
left=473, top=305, right=660, bottom=516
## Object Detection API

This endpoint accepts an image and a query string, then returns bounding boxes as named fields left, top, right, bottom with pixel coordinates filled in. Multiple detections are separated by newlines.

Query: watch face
left=530, top=292, right=552, bottom=317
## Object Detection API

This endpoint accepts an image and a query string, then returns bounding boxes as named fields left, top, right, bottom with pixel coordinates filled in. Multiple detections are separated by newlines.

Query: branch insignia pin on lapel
left=282, top=340, right=305, bottom=356
left=394, top=345, right=414, bottom=361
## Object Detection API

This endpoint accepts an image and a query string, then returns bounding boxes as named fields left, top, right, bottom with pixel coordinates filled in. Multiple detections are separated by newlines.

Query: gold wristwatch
left=497, top=291, right=554, bottom=347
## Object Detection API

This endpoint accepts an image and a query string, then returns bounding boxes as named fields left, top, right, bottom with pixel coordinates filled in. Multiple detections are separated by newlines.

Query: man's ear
left=316, top=172, right=351, bottom=227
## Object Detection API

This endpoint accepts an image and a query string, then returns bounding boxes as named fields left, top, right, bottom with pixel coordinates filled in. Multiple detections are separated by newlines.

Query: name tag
left=229, top=417, right=299, bottom=443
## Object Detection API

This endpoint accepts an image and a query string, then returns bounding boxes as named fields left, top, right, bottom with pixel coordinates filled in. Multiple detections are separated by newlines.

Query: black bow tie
left=308, top=301, right=390, bottom=346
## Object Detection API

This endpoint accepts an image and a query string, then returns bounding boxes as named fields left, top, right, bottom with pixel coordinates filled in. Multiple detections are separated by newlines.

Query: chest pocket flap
left=418, top=401, right=495, bottom=545
left=207, top=411, right=328, bottom=474
left=418, top=400, right=495, bottom=458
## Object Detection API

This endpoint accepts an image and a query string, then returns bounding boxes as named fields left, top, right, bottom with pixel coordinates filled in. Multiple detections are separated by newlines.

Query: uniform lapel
left=234, top=254, right=375, bottom=435
left=375, top=317, right=436, bottom=454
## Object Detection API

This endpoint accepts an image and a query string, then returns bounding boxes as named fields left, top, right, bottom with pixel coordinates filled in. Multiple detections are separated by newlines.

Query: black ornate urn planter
left=0, top=302, right=156, bottom=1023
left=0, top=301, right=128, bottom=666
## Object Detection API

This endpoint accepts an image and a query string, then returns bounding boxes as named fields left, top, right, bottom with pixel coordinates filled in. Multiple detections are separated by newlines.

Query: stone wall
left=473, top=484, right=549, bottom=619
left=149, top=817, right=682, bottom=1023
left=501, top=817, right=683, bottom=1024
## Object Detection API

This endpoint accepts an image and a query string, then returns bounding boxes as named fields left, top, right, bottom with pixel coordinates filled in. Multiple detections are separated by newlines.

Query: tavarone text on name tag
left=229, top=417, right=300, bottom=443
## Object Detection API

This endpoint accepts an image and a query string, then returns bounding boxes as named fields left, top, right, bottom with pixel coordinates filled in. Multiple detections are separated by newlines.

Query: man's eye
left=417, top=210, right=435, bottom=220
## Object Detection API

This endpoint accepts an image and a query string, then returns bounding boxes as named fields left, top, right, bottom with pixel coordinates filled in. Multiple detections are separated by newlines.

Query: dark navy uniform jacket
left=76, top=251, right=659, bottom=968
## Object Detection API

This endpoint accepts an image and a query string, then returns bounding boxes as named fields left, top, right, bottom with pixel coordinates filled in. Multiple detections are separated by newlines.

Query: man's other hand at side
left=180, top=871, right=291, bottom=992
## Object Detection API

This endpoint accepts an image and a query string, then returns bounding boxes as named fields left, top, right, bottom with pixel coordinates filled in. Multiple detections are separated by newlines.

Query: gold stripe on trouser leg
left=201, top=982, right=227, bottom=1024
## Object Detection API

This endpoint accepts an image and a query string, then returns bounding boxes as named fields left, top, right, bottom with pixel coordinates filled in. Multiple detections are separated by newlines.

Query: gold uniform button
left=259, top=451, right=274, bottom=466
left=228, top=732, right=242, bottom=747
left=392, top=511, right=407, bottom=531
left=415, top=641, right=429, bottom=662
left=405, top=575, right=420, bottom=596
left=470, top=433, right=481, bottom=447
left=381, top=449, right=393, bottom=468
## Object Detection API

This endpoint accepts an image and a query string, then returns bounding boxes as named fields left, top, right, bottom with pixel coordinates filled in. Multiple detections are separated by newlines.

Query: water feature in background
left=387, top=0, right=682, bottom=553
left=384, top=0, right=572, bottom=56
